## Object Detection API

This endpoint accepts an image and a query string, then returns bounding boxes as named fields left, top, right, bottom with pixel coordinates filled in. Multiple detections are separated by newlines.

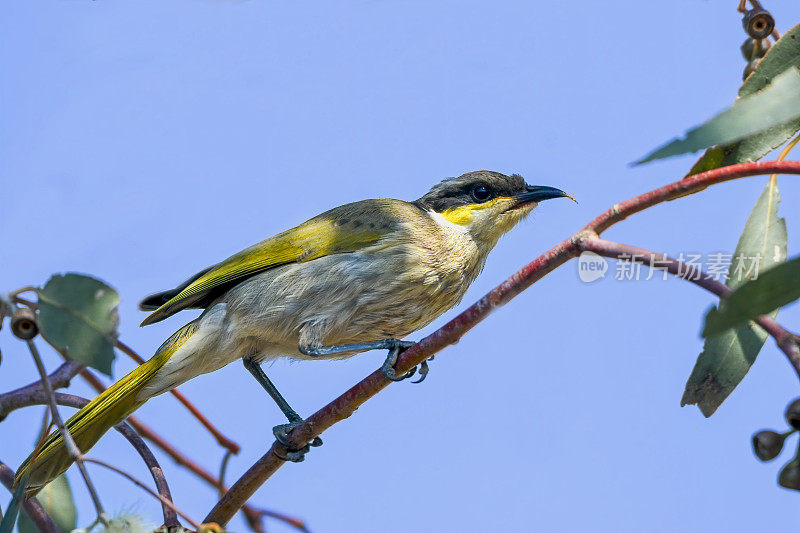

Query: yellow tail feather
left=15, top=321, right=198, bottom=496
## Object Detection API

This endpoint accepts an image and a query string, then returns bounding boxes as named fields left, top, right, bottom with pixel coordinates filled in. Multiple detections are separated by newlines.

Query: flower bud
left=785, top=398, right=800, bottom=430
left=778, top=460, right=800, bottom=491
left=740, top=37, right=771, bottom=61
left=752, top=430, right=786, bottom=462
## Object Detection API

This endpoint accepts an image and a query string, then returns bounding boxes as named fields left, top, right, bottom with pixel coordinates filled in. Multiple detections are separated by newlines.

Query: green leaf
left=634, top=67, right=800, bottom=165
left=689, top=24, right=800, bottom=174
left=703, top=256, right=800, bottom=336
left=17, top=476, right=77, bottom=533
left=37, top=273, right=119, bottom=376
left=681, top=180, right=787, bottom=416
left=0, top=474, right=28, bottom=533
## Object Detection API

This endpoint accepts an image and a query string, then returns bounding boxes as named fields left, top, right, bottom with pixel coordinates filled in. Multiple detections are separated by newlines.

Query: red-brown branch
left=10, top=296, right=241, bottom=455
left=205, top=160, right=800, bottom=525
left=580, top=238, right=800, bottom=377
left=78, top=370, right=300, bottom=533
left=0, top=316, right=290, bottom=531
left=0, top=361, right=84, bottom=419
left=4, top=390, right=179, bottom=526
left=115, top=340, right=241, bottom=455
left=0, top=461, right=58, bottom=533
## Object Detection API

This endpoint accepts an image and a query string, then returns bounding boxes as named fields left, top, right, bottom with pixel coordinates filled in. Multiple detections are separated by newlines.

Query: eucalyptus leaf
left=37, top=273, right=119, bottom=376
left=703, top=256, right=800, bottom=336
left=681, top=181, right=787, bottom=416
left=689, top=23, right=800, bottom=174
left=0, top=474, right=28, bottom=533
left=17, top=476, right=77, bottom=533
left=634, top=67, right=800, bottom=165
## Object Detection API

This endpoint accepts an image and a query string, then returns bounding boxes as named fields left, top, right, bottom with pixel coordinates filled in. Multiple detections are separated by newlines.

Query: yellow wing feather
left=141, top=200, right=397, bottom=326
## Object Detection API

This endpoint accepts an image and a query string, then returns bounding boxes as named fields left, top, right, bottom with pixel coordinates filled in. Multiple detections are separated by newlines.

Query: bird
left=15, top=170, right=571, bottom=494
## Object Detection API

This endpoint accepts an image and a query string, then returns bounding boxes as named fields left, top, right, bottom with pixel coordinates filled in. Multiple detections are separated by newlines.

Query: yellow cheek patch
left=440, top=198, right=504, bottom=225
left=440, top=205, right=475, bottom=225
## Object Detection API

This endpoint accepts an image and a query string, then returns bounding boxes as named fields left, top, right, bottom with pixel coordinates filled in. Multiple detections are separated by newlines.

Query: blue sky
left=2, top=2, right=800, bottom=532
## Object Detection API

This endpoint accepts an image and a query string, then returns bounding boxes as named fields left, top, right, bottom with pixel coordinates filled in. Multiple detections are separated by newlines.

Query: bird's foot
left=411, top=355, right=435, bottom=384
left=272, top=419, right=323, bottom=462
left=381, top=340, right=433, bottom=382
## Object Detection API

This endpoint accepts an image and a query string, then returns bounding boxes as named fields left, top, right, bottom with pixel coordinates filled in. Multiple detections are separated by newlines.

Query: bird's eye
left=470, top=185, right=492, bottom=203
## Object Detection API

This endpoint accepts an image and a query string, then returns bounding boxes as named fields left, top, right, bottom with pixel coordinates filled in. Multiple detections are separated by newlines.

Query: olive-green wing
left=140, top=200, right=399, bottom=326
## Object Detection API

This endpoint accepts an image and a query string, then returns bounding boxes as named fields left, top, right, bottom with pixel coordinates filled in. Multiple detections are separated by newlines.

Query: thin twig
left=82, top=457, right=200, bottom=530
left=248, top=505, right=311, bottom=533
left=113, top=422, right=180, bottom=527
left=115, top=340, right=241, bottom=454
left=77, top=371, right=218, bottom=480
left=738, top=0, right=748, bottom=13
left=78, top=370, right=298, bottom=533
left=0, top=361, right=84, bottom=421
left=10, top=301, right=242, bottom=456
left=23, top=339, right=108, bottom=524
left=218, top=451, right=232, bottom=498
left=3, top=300, right=301, bottom=531
left=13, top=392, right=180, bottom=527
left=8, top=286, right=38, bottom=299
left=580, top=238, right=800, bottom=377
left=205, top=160, right=800, bottom=526
left=581, top=161, right=800, bottom=234
left=33, top=407, right=54, bottom=473
left=0, top=461, right=59, bottom=533
left=770, top=134, right=800, bottom=184
left=240, top=507, right=267, bottom=533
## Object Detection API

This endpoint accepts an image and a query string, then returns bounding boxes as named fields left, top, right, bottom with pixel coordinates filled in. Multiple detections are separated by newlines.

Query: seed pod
left=740, top=38, right=771, bottom=61
left=10, top=307, right=38, bottom=340
left=742, top=8, right=775, bottom=40
left=752, top=430, right=786, bottom=461
left=786, top=398, right=800, bottom=430
left=743, top=58, right=761, bottom=81
left=778, top=460, right=800, bottom=491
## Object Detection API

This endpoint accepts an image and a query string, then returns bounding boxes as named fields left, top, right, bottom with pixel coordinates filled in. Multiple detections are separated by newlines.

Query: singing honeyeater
left=16, top=170, right=571, bottom=494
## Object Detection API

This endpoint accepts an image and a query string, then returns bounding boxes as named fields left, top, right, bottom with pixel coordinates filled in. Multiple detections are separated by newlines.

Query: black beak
left=508, top=185, right=574, bottom=210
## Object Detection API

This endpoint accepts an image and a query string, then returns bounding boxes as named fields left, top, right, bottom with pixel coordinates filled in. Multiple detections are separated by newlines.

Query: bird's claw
left=381, top=363, right=416, bottom=382
left=272, top=420, right=322, bottom=462
left=380, top=341, right=433, bottom=383
left=411, top=357, right=434, bottom=384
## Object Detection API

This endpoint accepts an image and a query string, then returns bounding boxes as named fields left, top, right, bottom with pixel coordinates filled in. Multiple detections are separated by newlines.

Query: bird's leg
left=300, top=339, right=426, bottom=382
left=242, top=356, right=303, bottom=422
left=242, top=356, right=322, bottom=462
left=378, top=340, right=418, bottom=381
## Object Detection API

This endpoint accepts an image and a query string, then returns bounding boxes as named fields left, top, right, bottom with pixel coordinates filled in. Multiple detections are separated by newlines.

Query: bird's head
left=415, top=170, right=573, bottom=245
